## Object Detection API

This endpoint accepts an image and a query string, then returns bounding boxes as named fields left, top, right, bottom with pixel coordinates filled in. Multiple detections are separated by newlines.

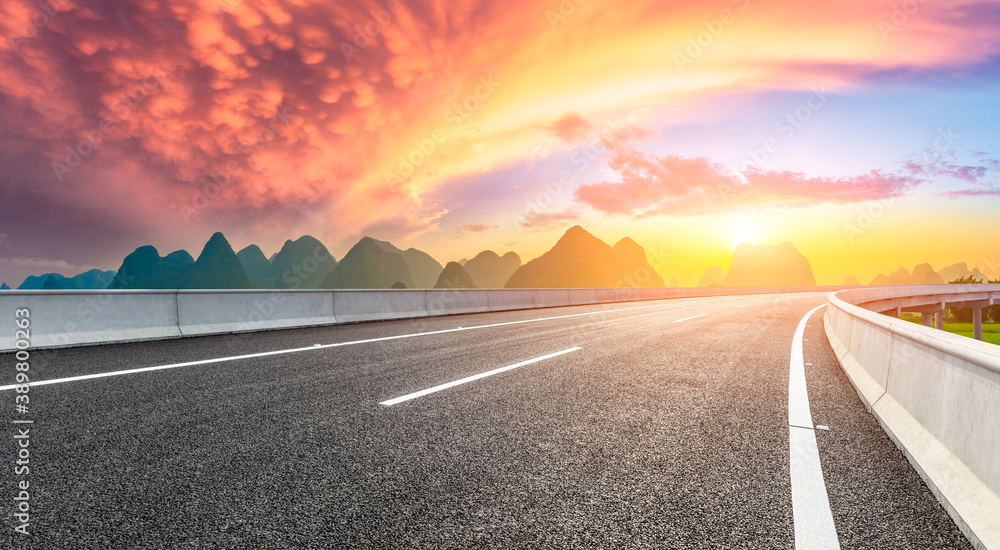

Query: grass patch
left=901, top=318, right=1000, bottom=344
left=941, top=323, right=1000, bottom=334
left=943, top=324, right=1000, bottom=345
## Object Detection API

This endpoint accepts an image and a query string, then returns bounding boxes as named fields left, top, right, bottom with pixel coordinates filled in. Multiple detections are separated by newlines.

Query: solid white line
left=736, top=303, right=754, bottom=308
left=672, top=313, right=706, bottom=323
left=788, top=304, right=840, bottom=549
left=379, top=347, right=581, bottom=406
left=0, top=297, right=722, bottom=392
left=789, top=305, right=824, bottom=429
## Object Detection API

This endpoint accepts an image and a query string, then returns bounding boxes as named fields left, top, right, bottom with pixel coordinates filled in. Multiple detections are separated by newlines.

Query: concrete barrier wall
left=825, top=287, right=1000, bottom=549
left=0, top=290, right=181, bottom=350
left=531, top=288, right=570, bottom=308
left=177, top=290, right=335, bottom=336
left=487, top=289, right=534, bottom=312
left=0, top=285, right=850, bottom=352
left=596, top=288, right=621, bottom=303
left=425, top=289, right=491, bottom=316
left=333, top=290, right=428, bottom=323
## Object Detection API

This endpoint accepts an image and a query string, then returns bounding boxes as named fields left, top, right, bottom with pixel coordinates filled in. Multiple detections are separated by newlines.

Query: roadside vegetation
left=896, top=275, right=1000, bottom=345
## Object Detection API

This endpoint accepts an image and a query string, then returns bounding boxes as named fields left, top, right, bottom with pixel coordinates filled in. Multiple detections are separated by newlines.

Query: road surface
left=1, top=293, right=971, bottom=548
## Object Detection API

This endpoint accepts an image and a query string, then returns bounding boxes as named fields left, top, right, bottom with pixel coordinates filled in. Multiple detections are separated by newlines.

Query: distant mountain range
left=697, top=265, right=726, bottom=287
left=434, top=262, right=477, bottom=289
left=724, top=242, right=816, bottom=287
left=463, top=251, right=521, bottom=288
left=18, top=269, right=117, bottom=290
left=236, top=245, right=271, bottom=285
left=939, top=262, right=989, bottom=283
left=239, top=235, right=337, bottom=289
left=698, top=242, right=815, bottom=287
left=108, top=232, right=254, bottom=290
left=320, top=237, right=417, bottom=289
left=504, top=226, right=665, bottom=288
left=9, top=228, right=994, bottom=291
left=108, top=246, right=196, bottom=289
left=869, top=262, right=988, bottom=285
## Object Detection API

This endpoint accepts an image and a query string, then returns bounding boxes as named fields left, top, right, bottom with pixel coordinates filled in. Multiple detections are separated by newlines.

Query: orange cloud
left=0, top=0, right=999, bottom=276
left=574, top=141, right=929, bottom=216
left=544, top=112, right=593, bottom=143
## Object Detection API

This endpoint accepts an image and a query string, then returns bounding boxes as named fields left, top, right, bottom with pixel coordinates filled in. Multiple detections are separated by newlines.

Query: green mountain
left=0, top=283, right=9, bottom=290
left=434, top=262, right=478, bottom=289
left=505, top=226, right=665, bottom=288
left=18, top=272, right=67, bottom=289
left=236, top=245, right=272, bottom=287
left=463, top=250, right=521, bottom=288
left=370, top=239, right=442, bottom=288
left=261, top=236, right=337, bottom=289
left=42, top=275, right=60, bottom=290
left=108, top=246, right=196, bottom=289
left=321, top=237, right=414, bottom=289
left=72, top=269, right=117, bottom=289
left=843, top=275, right=861, bottom=286
left=18, top=269, right=116, bottom=290
left=723, top=242, right=816, bottom=287
left=186, top=232, right=253, bottom=289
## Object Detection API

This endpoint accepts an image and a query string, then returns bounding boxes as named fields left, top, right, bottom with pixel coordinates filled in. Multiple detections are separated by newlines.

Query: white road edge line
left=736, top=303, right=754, bottom=308
left=672, top=313, right=706, bottom=323
left=788, top=304, right=840, bottom=549
left=0, top=298, right=721, bottom=392
left=379, top=347, right=581, bottom=406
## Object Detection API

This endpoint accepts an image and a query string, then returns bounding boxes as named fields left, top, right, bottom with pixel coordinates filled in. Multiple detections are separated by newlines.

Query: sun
left=726, top=221, right=760, bottom=250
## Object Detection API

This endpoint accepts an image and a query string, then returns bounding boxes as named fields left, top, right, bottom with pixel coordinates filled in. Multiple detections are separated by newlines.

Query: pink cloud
left=943, top=186, right=1000, bottom=198
left=518, top=210, right=583, bottom=231
left=455, top=223, right=498, bottom=234
left=544, top=112, right=593, bottom=143
left=574, top=144, right=926, bottom=216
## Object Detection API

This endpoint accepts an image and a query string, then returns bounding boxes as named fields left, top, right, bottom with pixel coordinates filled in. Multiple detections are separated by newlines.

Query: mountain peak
left=505, top=227, right=663, bottom=288
left=321, top=237, right=414, bottom=289
left=187, top=233, right=252, bottom=289
left=464, top=250, right=521, bottom=288
left=612, top=236, right=640, bottom=250
left=264, top=235, right=337, bottom=289
left=561, top=225, right=594, bottom=240
left=43, top=274, right=61, bottom=290
left=471, top=250, right=501, bottom=262
left=723, top=241, right=815, bottom=287
left=237, top=245, right=272, bottom=287
left=434, top=261, right=477, bottom=289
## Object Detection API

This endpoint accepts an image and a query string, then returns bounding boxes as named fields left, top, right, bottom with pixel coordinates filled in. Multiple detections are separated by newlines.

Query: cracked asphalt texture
left=1, top=293, right=972, bottom=548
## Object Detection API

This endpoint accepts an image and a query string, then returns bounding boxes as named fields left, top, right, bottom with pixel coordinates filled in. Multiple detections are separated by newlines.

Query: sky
left=1, top=0, right=999, bottom=287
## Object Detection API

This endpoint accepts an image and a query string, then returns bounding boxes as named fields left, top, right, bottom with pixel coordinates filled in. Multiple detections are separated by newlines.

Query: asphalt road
left=0, top=293, right=972, bottom=548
